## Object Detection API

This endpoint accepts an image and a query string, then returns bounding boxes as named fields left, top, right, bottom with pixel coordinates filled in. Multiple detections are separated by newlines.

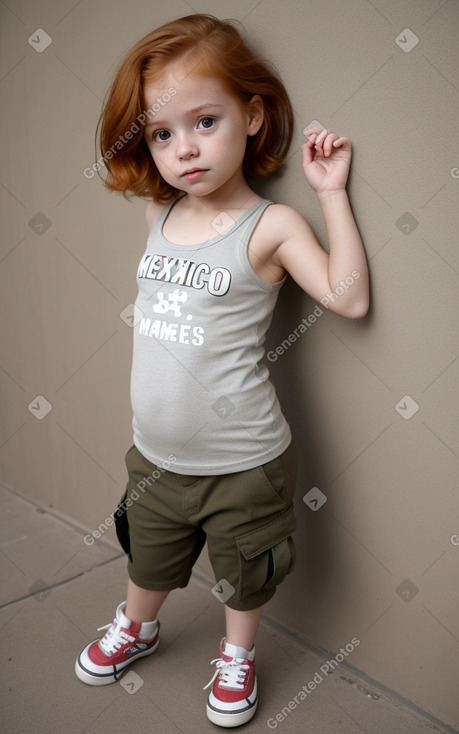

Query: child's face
left=143, top=64, right=262, bottom=200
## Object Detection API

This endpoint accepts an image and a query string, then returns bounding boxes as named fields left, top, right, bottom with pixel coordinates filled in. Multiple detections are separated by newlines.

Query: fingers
left=333, top=136, right=351, bottom=150
left=301, top=140, right=314, bottom=167
left=303, top=127, right=350, bottom=157
left=303, top=126, right=324, bottom=138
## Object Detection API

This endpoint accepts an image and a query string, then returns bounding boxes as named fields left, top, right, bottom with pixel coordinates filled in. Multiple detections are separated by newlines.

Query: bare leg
left=125, top=578, right=170, bottom=623
left=224, top=604, right=264, bottom=651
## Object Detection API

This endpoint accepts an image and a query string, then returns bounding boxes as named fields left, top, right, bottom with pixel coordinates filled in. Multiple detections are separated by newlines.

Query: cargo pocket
left=235, top=506, right=297, bottom=600
left=114, top=489, right=131, bottom=556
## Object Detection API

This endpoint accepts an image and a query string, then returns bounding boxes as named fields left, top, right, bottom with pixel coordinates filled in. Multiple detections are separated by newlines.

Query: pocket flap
left=236, top=506, right=296, bottom=561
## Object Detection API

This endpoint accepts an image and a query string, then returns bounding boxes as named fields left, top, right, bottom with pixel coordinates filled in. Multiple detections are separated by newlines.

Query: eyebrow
left=144, top=103, right=224, bottom=129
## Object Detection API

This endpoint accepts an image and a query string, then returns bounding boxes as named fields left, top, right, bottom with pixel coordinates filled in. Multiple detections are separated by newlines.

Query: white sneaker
left=204, top=638, right=257, bottom=727
left=75, top=601, right=159, bottom=685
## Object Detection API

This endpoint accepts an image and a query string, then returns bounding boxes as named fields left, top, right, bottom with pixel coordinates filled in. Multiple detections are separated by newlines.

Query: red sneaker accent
left=205, top=638, right=258, bottom=727
left=75, top=602, right=159, bottom=685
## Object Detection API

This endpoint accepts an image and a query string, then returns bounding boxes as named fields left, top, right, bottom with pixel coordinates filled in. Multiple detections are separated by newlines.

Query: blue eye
left=155, top=130, right=170, bottom=142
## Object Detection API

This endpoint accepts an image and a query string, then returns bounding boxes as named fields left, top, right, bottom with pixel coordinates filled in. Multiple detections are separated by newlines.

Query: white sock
left=119, top=603, right=158, bottom=639
left=139, top=619, right=158, bottom=639
left=224, top=639, right=255, bottom=661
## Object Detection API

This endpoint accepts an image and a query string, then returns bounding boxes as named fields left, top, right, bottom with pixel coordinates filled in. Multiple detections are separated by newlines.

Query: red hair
left=98, top=14, right=294, bottom=203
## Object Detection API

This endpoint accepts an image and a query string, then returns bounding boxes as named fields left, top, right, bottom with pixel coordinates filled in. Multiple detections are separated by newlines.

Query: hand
left=301, top=128, right=352, bottom=195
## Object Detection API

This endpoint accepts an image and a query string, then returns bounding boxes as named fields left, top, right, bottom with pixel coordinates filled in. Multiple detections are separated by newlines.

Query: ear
left=247, top=95, right=264, bottom=136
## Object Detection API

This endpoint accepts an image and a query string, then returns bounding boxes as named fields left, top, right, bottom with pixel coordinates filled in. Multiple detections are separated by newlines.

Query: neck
left=181, top=176, right=260, bottom=215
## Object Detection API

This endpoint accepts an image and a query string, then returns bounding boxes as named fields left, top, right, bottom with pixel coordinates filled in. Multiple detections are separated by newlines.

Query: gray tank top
left=131, top=197, right=291, bottom=474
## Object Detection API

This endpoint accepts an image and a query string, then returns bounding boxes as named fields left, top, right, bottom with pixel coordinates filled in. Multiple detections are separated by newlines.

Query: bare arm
left=275, top=128, right=369, bottom=319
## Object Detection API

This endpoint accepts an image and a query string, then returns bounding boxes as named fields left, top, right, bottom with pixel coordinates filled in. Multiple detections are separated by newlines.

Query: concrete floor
left=0, top=484, right=455, bottom=734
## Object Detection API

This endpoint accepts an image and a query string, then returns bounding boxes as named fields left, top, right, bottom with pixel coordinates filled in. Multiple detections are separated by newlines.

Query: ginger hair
left=98, top=14, right=294, bottom=203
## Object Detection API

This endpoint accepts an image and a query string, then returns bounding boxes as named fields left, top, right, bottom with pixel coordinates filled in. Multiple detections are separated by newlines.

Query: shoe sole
left=75, top=638, right=159, bottom=686
left=206, top=698, right=257, bottom=728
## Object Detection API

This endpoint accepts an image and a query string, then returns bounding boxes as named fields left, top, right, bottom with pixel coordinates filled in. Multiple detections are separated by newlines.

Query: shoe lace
left=203, top=657, right=250, bottom=691
left=97, top=618, right=135, bottom=656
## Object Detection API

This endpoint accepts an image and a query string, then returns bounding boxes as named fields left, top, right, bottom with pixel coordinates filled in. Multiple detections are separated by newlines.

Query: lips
left=182, top=168, right=208, bottom=182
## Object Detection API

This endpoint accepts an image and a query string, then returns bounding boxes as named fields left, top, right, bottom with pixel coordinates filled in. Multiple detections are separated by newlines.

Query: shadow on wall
left=264, top=271, right=376, bottom=632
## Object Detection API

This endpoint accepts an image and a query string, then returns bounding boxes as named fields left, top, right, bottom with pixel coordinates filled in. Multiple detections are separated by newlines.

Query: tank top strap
left=149, top=196, right=183, bottom=238
left=236, top=199, right=273, bottom=241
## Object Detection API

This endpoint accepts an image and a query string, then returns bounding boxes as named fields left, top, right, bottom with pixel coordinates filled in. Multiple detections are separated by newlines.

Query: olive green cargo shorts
left=115, top=441, right=297, bottom=611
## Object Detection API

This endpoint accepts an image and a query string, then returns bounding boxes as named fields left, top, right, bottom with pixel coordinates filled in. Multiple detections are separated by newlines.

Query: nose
left=176, top=131, right=198, bottom=160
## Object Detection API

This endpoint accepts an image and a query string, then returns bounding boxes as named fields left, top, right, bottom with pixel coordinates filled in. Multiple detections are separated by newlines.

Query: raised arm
left=274, top=128, right=369, bottom=319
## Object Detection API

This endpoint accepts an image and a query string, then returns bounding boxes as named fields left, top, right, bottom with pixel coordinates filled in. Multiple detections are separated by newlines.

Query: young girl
left=75, top=13, right=369, bottom=728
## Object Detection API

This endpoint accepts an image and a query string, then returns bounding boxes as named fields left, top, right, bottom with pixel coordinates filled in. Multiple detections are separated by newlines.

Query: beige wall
left=1, top=0, right=458, bottom=728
